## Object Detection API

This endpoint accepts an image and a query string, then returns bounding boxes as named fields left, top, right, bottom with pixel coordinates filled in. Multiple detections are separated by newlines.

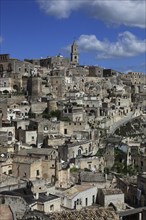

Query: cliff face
left=23, top=208, right=119, bottom=220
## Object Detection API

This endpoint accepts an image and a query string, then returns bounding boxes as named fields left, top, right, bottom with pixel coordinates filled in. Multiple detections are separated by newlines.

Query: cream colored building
left=75, top=156, right=105, bottom=172
left=0, top=158, right=13, bottom=175
left=61, top=184, right=97, bottom=210
left=31, top=193, right=61, bottom=213
left=12, top=148, right=58, bottom=181
left=97, top=188, right=125, bottom=210
left=59, top=121, right=87, bottom=136
left=0, top=126, right=15, bottom=145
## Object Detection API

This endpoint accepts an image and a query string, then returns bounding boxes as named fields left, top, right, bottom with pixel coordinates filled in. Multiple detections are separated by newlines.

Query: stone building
left=75, top=156, right=105, bottom=172
left=49, top=76, right=65, bottom=98
left=88, top=66, right=103, bottom=77
left=103, top=69, right=120, bottom=77
left=104, top=145, right=115, bottom=168
left=31, top=193, right=61, bottom=213
left=0, top=157, right=13, bottom=175
left=0, top=98, right=7, bottom=121
left=0, top=186, right=61, bottom=217
left=128, top=71, right=146, bottom=85
left=137, top=174, right=146, bottom=206
left=0, top=126, right=15, bottom=145
left=12, top=148, right=58, bottom=182
left=17, top=129, right=37, bottom=146
left=133, top=154, right=146, bottom=173
left=27, top=76, right=42, bottom=100
left=62, top=105, right=85, bottom=122
left=0, top=54, right=35, bottom=77
left=58, top=140, right=94, bottom=162
left=40, top=55, right=69, bottom=68
left=70, top=40, right=79, bottom=65
left=97, top=188, right=125, bottom=210
left=61, top=184, right=97, bottom=210
left=59, top=121, right=87, bottom=136
left=56, top=163, right=72, bottom=189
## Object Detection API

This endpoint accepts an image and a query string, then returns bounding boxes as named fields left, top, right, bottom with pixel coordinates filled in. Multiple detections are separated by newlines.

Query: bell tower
left=71, top=39, right=79, bottom=65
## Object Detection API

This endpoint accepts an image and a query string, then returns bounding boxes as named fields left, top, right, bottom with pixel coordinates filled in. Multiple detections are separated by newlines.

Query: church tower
left=70, top=40, right=79, bottom=65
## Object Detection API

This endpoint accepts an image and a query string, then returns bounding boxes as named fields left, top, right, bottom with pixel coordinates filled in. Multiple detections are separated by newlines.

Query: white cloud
left=37, top=0, right=146, bottom=28
left=76, top=31, right=146, bottom=59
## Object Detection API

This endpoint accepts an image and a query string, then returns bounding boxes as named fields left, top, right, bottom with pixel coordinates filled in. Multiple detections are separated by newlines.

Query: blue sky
left=0, top=0, right=146, bottom=73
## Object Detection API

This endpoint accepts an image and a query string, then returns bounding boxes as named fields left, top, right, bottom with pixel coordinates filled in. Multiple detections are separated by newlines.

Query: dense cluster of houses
left=0, top=41, right=146, bottom=219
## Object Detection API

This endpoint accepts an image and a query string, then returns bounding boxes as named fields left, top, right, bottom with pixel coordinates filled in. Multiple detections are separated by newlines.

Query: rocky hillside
left=114, top=116, right=146, bottom=138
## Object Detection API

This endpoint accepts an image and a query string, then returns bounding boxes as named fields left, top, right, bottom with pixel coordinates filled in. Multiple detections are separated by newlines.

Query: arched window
left=78, top=149, right=81, bottom=156
left=8, top=131, right=12, bottom=136
left=7, top=63, right=12, bottom=72
left=8, top=131, right=13, bottom=141
left=0, top=64, right=3, bottom=72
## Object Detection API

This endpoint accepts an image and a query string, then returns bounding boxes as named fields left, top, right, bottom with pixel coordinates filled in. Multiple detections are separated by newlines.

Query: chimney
left=35, top=192, right=39, bottom=200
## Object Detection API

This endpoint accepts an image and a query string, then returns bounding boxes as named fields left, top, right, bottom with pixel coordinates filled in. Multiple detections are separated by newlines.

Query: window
left=44, top=126, right=48, bottom=131
left=32, top=136, right=34, bottom=140
left=78, top=148, right=81, bottom=156
left=64, top=128, right=67, bottom=134
left=45, top=155, right=48, bottom=160
left=0, top=64, right=3, bottom=72
left=7, top=63, right=12, bottom=72
left=8, top=131, right=13, bottom=141
left=92, top=195, right=95, bottom=204
left=85, top=198, right=88, bottom=206
left=74, top=201, right=76, bottom=209
left=8, top=131, right=12, bottom=136
left=50, top=204, right=54, bottom=211
left=8, top=170, right=12, bottom=175
left=36, top=170, right=40, bottom=176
